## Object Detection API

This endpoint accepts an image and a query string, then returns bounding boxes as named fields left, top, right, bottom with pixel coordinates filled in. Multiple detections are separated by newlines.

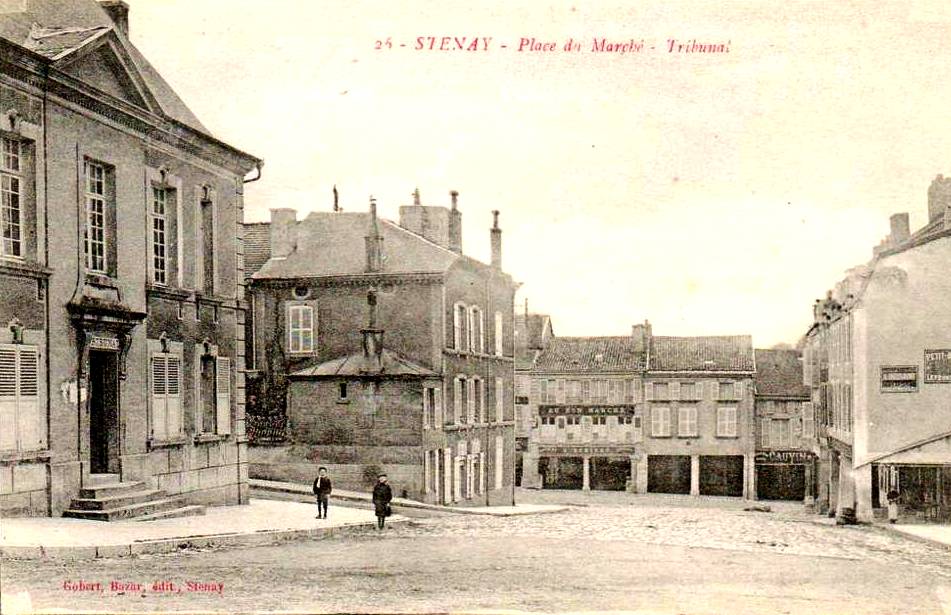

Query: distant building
left=245, top=192, right=518, bottom=506
left=513, top=309, right=553, bottom=484
left=803, top=178, right=951, bottom=523
left=642, top=335, right=756, bottom=497
left=752, top=348, right=814, bottom=503
left=0, top=0, right=261, bottom=517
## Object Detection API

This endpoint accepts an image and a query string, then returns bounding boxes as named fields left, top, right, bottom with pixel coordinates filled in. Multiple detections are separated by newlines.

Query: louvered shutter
left=0, top=346, right=19, bottom=450
left=151, top=355, right=168, bottom=441
left=557, top=379, right=565, bottom=403
left=705, top=380, right=716, bottom=400
left=495, top=377, right=504, bottom=422
left=670, top=381, right=681, bottom=401
left=167, top=356, right=182, bottom=436
left=434, top=387, right=443, bottom=426
left=16, top=347, right=41, bottom=449
left=530, top=378, right=540, bottom=404
left=216, top=356, right=231, bottom=434
left=644, top=382, right=654, bottom=401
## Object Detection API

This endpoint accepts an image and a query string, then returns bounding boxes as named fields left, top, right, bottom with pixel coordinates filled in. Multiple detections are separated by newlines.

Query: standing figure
left=886, top=488, right=900, bottom=524
left=372, top=474, right=393, bottom=530
left=313, top=466, right=333, bottom=519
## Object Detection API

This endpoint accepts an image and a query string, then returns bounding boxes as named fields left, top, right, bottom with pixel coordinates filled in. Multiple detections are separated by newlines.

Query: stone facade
left=0, top=1, right=260, bottom=516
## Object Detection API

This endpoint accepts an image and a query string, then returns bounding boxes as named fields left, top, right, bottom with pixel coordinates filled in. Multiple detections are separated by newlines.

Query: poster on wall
left=880, top=365, right=919, bottom=393
left=924, top=349, right=951, bottom=384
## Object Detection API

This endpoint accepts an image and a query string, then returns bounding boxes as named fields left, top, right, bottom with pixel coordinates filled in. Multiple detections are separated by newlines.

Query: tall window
left=0, top=343, right=43, bottom=451
left=680, top=382, right=697, bottom=400
left=453, top=376, right=466, bottom=424
left=477, top=377, right=485, bottom=422
left=653, top=382, right=669, bottom=400
left=495, top=377, right=504, bottom=422
left=1, top=137, right=22, bottom=258
left=150, top=186, right=168, bottom=284
left=802, top=402, right=815, bottom=439
left=287, top=304, right=315, bottom=353
left=770, top=418, right=790, bottom=447
left=494, top=311, right=503, bottom=356
left=423, top=387, right=435, bottom=429
left=651, top=406, right=671, bottom=437
left=678, top=406, right=698, bottom=436
left=150, top=353, right=182, bottom=440
left=718, top=381, right=736, bottom=400
left=717, top=406, right=738, bottom=437
left=468, top=306, right=483, bottom=353
left=215, top=356, right=232, bottom=434
left=453, top=303, right=467, bottom=350
left=467, top=376, right=477, bottom=423
left=200, top=192, right=215, bottom=295
left=84, top=160, right=107, bottom=273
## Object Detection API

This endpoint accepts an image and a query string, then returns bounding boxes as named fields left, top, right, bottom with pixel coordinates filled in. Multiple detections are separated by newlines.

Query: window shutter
left=16, top=347, right=40, bottom=450
left=479, top=378, right=486, bottom=422
left=735, top=380, right=744, bottom=400
left=803, top=402, right=815, bottom=438
left=453, top=379, right=462, bottom=423
left=150, top=356, right=168, bottom=441
left=215, top=356, right=231, bottom=434
left=530, top=378, right=540, bottom=404
left=0, top=346, right=18, bottom=450
left=644, top=382, right=654, bottom=401
left=670, top=381, right=681, bottom=401
left=167, top=356, right=182, bottom=436
left=705, top=380, right=716, bottom=400
left=435, top=387, right=443, bottom=426
left=557, top=379, right=565, bottom=403
left=479, top=309, right=485, bottom=354
left=761, top=417, right=770, bottom=447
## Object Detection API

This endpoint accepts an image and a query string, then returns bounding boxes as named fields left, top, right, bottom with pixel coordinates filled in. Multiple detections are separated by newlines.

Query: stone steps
left=132, top=505, right=206, bottom=522
left=64, top=476, right=206, bottom=522
left=69, top=489, right=168, bottom=511
left=79, top=481, right=149, bottom=499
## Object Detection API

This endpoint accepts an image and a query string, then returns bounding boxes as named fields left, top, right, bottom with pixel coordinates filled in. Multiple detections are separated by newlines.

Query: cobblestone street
left=3, top=492, right=951, bottom=613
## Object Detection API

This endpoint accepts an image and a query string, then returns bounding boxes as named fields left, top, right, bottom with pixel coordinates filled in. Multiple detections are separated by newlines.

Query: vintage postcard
left=1, top=0, right=950, bottom=613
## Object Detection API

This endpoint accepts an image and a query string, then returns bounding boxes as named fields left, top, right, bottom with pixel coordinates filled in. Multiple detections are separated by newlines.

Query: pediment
left=59, top=38, right=152, bottom=111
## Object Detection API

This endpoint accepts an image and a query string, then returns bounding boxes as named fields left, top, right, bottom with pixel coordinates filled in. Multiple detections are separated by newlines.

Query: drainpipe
left=243, top=162, right=263, bottom=184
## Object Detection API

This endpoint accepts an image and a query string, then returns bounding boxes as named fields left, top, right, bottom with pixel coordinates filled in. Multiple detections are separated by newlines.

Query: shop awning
left=857, top=430, right=951, bottom=467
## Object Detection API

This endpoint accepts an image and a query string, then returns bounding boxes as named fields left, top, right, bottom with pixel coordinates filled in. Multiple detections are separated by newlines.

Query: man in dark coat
left=313, top=467, right=333, bottom=519
left=372, top=474, right=393, bottom=529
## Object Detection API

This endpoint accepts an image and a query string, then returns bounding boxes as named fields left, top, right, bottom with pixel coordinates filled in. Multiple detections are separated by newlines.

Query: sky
left=124, top=0, right=951, bottom=347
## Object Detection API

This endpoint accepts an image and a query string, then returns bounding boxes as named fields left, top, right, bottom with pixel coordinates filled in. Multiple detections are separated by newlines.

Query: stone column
left=636, top=454, right=649, bottom=493
left=803, top=461, right=816, bottom=511
left=743, top=453, right=753, bottom=500
left=628, top=455, right=637, bottom=492
left=690, top=455, right=700, bottom=496
left=854, top=463, right=874, bottom=523
left=582, top=456, right=591, bottom=491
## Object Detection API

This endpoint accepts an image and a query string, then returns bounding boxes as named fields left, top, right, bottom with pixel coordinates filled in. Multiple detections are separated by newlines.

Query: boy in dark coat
left=313, top=466, right=333, bottom=519
left=372, top=474, right=393, bottom=529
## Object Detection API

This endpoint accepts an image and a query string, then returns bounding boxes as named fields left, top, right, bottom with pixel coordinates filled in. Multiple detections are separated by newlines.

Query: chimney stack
left=945, top=202, right=951, bottom=231
left=365, top=196, right=384, bottom=272
left=490, top=210, right=502, bottom=269
left=361, top=287, right=384, bottom=361
left=889, top=213, right=910, bottom=245
left=928, top=174, right=951, bottom=222
left=448, top=190, right=463, bottom=254
left=99, top=0, right=129, bottom=36
left=632, top=320, right=652, bottom=354
left=269, top=208, right=297, bottom=259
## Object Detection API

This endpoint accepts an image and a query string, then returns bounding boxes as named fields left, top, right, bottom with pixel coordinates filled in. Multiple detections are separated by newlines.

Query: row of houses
left=513, top=316, right=814, bottom=502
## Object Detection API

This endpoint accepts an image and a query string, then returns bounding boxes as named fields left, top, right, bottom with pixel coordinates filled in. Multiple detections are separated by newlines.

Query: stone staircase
left=63, top=474, right=205, bottom=522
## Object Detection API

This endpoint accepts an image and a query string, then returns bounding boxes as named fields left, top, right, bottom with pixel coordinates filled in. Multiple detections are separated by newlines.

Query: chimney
left=889, top=213, right=910, bottom=244
left=361, top=287, right=384, bottom=361
left=632, top=319, right=651, bottom=354
left=928, top=174, right=951, bottom=222
left=365, top=196, right=384, bottom=272
left=99, top=0, right=129, bottom=36
left=398, top=188, right=452, bottom=248
left=946, top=203, right=951, bottom=231
left=448, top=190, right=462, bottom=254
left=490, top=210, right=502, bottom=269
left=269, top=208, right=297, bottom=259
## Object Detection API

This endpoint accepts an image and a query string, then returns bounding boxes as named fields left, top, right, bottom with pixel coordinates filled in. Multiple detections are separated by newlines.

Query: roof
left=515, top=313, right=552, bottom=370
left=880, top=217, right=951, bottom=259
left=289, top=348, right=436, bottom=378
left=252, top=212, right=460, bottom=280
left=0, top=0, right=210, bottom=135
left=753, top=348, right=809, bottom=398
left=533, top=336, right=646, bottom=373
left=243, top=223, right=271, bottom=278
left=649, top=335, right=754, bottom=372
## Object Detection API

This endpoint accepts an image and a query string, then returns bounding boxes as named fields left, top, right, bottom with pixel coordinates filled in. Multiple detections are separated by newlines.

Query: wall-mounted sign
left=538, top=405, right=635, bottom=417
left=880, top=365, right=918, bottom=393
left=538, top=445, right=637, bottom=456
left=755, top=450, right=815, bottom=465
left=88, top=336, right=120, bottom=351
left=924, top=350, right=951, bottom=384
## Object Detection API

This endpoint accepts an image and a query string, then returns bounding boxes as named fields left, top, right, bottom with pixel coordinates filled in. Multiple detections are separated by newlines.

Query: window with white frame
left=468, top=306, right=484, bottom=353
left=770, top=418, right=790, bottom=448
left=453, top=303, right=466, bottom=350
left=678, top=406, right=698, bottom=437
left=150, top=353, right=182, bottom=441
left=653, top=382, right=669, bottom=400
left=679, top=382, right=697, bottom=401
left=467, top=376, right=478, bottom=423
left=0, top=343, right=43, bottom=451
left=1, top=137, right=23, bottom=258
left=83, top=160, right=107, bottom=273
left=651, top=405, right=671, bottom=437
left=494, top=311, right=503, bottom=356
left=716, top=406, right=738, bottom=437
left=150, top=186, right=169, bottom=285
left=718, top=381, right=736, bottom=400
left=495, top=377, right=503, bottom=422
left=287, top=304, right=315, bottom=353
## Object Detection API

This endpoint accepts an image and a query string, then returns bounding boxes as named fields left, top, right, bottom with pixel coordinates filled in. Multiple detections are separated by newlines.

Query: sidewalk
left=878, top=522, right=951, bottom=551
left=0, top=499, right=406, bottom=560
left=251, top=479, right=569, bottom=517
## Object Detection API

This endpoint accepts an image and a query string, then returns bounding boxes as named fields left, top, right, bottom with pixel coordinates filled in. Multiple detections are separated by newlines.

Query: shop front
left=538, top=445, right=636, bottom=491
left=755, top=450, right=817, bottom=501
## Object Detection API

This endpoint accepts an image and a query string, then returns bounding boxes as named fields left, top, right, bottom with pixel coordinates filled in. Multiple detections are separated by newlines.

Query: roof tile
left=649, top=335, right=754, bottom=372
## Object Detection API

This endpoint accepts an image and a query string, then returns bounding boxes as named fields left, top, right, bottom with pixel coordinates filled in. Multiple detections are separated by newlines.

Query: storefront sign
left=880, top=365, right=918, bottom=393
left=88, top=336, right=120, bottom=351
left=924, top=350, right=951, bottom=384
left=538, top=405, right=634, bottom=417
left=755, top=450, right=815, bottom=465
left=539, top=445, right=636, bottom=455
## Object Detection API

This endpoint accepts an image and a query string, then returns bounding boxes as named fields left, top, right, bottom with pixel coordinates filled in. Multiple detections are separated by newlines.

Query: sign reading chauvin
left=755, top=450, right=816, bottom=464
left=924, top=350, right=951, bottom=384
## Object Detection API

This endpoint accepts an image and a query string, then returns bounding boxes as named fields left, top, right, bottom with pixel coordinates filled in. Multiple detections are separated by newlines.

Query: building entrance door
left=591, top=457, right=630, bottom=490
left=88, top=350, right=120, bottom=474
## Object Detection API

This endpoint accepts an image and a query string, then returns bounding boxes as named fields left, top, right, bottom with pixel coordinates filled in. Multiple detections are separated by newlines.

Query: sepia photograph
left=0, top=0, right=950, bottom=613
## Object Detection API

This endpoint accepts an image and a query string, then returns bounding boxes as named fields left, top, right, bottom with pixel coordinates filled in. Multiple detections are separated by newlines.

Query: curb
left=0, top=518, right=410, bottom=561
